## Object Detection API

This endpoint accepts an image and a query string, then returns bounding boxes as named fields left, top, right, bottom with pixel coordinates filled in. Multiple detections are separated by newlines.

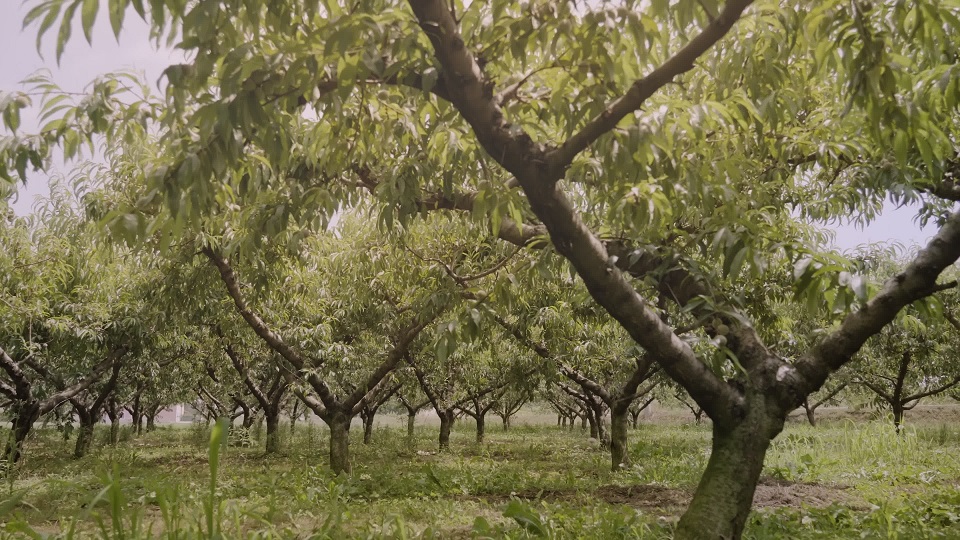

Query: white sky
left=0, top=2, right=937, bottom=251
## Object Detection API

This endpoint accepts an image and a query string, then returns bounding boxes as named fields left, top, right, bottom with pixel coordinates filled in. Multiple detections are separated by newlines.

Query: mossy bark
left=327, top=412, right=352, bottom=475
left=264, top=411, right=280, bottom=454
left=609, top=405, right=629, bottom=471
left=406, top=413, right=416, bottom=439
left=438, top=409, right=454, bottom=451
left=74, top=421, right=95, bottom=458
left=6, top=401, right=40, bottom=465
left=362, top=414, right=374, bottom=445
left=674, top=404, right=781, bottom=540
left=475, top=414, right=485, bottom=443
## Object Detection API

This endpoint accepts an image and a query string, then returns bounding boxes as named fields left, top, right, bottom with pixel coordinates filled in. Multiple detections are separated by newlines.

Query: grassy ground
left=2, top=406, right=960, bottom=538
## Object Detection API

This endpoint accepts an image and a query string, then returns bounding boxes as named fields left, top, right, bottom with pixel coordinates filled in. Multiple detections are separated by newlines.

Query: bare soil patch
left=753, top=476, right=865, bottom=510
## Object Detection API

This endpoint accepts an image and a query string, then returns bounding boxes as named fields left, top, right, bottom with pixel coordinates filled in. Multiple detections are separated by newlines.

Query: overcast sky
left=0, top=2, right=938, bottom=251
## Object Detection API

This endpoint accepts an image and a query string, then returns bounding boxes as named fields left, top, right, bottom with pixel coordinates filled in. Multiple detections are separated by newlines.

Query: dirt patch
left=594, top=484, right=690, bottom=509
left=465, top=478, right=861, bottom=512
left=753, top=476, right=865, bottom=509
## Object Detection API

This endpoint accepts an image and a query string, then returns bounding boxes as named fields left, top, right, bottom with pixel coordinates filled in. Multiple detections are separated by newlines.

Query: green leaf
left=56, top=0, right=80, bottom=64
left=503, top=500, right=547, bottom=536
left=35, top=0, right=64, bottom=54
left=893, top=130, right=909, bottom=165
left=108, top=0, right=127, bottom=39
left=421, top=67, right=438, bottom=92
left=81, top=0, right=98, bottom=43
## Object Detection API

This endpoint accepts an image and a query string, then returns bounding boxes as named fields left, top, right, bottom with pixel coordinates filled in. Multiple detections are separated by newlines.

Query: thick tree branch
left=346, top=317, right=436, bottom=413
left=0, top=347, right=32, bottom=399
left=40, top=347, right=127, bottom=413
left=904, top=376, right=960, bottom=404
left=792, top=209, right=960, bottom=404
left=560, top=364, right=612, bottom=404
left=223, top=342, right=271, bottom=411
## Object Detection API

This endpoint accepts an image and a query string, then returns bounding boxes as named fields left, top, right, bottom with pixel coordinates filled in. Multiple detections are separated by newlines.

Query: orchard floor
left=3, top=406, right=960, bottom=539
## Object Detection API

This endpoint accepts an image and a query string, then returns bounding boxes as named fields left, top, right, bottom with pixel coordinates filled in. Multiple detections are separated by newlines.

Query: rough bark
left=674, top=400, right=782, bottom=540
left=361, top=411, right=375, bottom=445
left=407, top=413, right=416, bottom=438
left=804, top=403, right=817, bottom=427
left=475, top=413, right=485, bottom=443
left=327, top=411, right=352, bottom=475
left=265, top=411, right=281, bottom=454
left=73, top=414, right=95, bottom=459
left=106, top=399, right=120, bottom=445
left=289, top=399, right=302, bottom=434
left=594, top=405, right=610, bottom=449
left=438, top=409, right=455, bottom=451
left=610, top=404, right=630, bottom=471
left=5, top=401, right=40, bottom=465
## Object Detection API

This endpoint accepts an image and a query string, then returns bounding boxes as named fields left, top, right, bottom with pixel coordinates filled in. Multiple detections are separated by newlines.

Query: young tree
left=217, top=329, right=290, bottom=453
left=69, top=360, right=123, bottom=458
left=395, top=371, right=432, bottom=439
left=205, top=218, right=455, bottom=473
left=0, top=191, right=140, bottom=463
left=355, top=377, right=401, bottom=445
left=856, top=313, right=960, bottom=432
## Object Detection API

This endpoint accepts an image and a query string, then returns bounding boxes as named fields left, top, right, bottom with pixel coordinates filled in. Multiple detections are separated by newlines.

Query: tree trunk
left=362, top=413, right=374, bottom=445
left=501, top=415, right=511, bottom=430
left=129, top=392, right=143, bottom=436
left=438, top=409, right=454, bottom=451
left=264, top=409, right=280, bottom=454
left=5, top=401, right=40, bottom=465
left=630, top=410, right=641, bottom=429
left=893, top=402, right=905, bottom=434
left=610, top=405, right=629, bottom=471
left=580, top=414, right=588, bottom=431
left=74, top=417, right=95, bottom=459
left=475, top=413, right=486, bottom=443
left=407, top=413, right=416, bottom=439
left=145, top=408, right=158, bottom=432
left=674, top=405, right=782, bottom=540
left=106, top=402, right=120, bottom=445
left=327, top=412, right=352, bottom=475
left=596, top=412, right=609, bottom=449
left=587, top=410, right=598, bottom=439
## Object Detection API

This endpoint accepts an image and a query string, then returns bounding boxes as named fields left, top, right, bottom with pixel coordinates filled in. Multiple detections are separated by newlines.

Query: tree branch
left=203, top=247, right=340, bottom=408
left=548, top=0, right=755, bottom=169
left=793, top=209, right=960, bottom=404
left=39, top=347, right=127, bottom=414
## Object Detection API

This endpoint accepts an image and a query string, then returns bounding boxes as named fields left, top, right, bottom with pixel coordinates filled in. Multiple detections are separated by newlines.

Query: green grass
left=0, top=411, right=959, bottom=538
